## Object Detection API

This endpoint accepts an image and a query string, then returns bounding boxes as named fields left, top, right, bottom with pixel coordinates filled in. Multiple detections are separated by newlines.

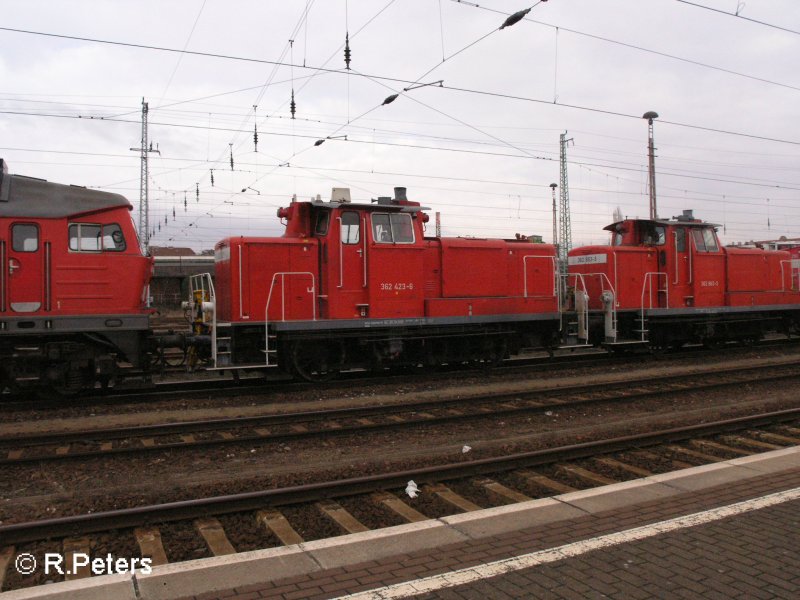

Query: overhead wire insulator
left=172, top=207, right=176, bottom=220
left=210, top=169, right=215, bottom=187
left=290, top=90, right=296, bottom=119
left=195, top=183, right=199, bottom=203
left=499, top=7, right=531, bottom=30
left=344, top=32, right=351, bottom=70
left=229, top=143, right=234, bottom=171
left=254, top=123, right=259, bottom=152
left=184, top=192, right=187, bottom=211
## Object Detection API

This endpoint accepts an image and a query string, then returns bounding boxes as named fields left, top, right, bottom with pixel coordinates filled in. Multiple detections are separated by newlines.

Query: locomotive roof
left=603, top=217, right=720, bottom=232
left=308, top=200, right=430, bottom=213
left=0, top=171, right=131, bottom=219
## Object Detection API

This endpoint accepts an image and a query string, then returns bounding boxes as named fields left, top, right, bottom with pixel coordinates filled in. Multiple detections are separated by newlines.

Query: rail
left=522, top=255, right=559, bottom=299
left=264, top=272, right=316, bottom=367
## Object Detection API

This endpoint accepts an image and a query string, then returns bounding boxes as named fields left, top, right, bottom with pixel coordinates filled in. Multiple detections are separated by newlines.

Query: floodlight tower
left=130, top=98, right=160, bottom=254
left=643, top=111, right=659, bottom=220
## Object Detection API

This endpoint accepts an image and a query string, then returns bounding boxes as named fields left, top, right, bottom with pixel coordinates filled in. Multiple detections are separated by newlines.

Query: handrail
left=641, top=272, right=668, bottom=310
left=188, top=273, right=217, bottom=364
left=565, top=271, right=616, bottom=343
left=779, top=260, right=800, bottom=292
left=523, top=255, right=558, bottom=298
left=640, top=271, right=668, bottom=342
left=264, top=272, right=317, bottom=367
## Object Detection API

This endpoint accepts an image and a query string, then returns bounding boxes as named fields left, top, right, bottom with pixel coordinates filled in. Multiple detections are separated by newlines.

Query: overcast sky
left=1, top=0, right=799, bottom=251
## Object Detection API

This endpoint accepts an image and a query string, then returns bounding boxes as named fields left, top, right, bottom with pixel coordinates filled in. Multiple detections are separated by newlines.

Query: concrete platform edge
left=4, top=446, right=798, bottom=600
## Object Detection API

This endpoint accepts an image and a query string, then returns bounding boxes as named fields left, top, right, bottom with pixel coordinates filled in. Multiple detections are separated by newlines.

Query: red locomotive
left=0, top=159, right=152, bottom=393
left=4, top=155, right=800, bottom=393
left=567, top=210, right=800, bottom=349
left=191, top=187, right=561, bottom=379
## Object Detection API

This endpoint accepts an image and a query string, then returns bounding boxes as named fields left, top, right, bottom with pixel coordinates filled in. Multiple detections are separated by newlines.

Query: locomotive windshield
left=692, top=228, right=719, bottom=252
left=372, top=213, right=414, bottom=244
left=314, top=210, right=330, bottom=236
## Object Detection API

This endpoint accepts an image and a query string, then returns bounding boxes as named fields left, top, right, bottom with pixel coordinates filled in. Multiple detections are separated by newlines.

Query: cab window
left=692, top=228, right=719, bottom=253
left=372, top=213, right=414, bottom=244
left=69, top=223, right=126, bottom=252
left=314, top=210, right=330, bottom=235
left=12, top=223, right=38, bottom=252
left=102, top=224, right=126, bottom=251
left=642, top=224, right=665, bottom=246
left=340, top=211, right=360, bottom=244
left=702, top=229, right=719, bottom=252
left=69, top=223, right=101, bottom=251
left=675, top=228, right=686, bottom=252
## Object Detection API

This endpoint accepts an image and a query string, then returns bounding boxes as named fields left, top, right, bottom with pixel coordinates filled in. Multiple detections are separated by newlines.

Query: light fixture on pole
left=643, top=111, right=659, bottom=220
left=241, top=186, right=260, bottom=195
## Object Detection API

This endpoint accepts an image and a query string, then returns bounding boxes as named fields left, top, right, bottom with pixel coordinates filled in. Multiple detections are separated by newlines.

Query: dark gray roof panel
left=0, top=173, right=132, bottom=219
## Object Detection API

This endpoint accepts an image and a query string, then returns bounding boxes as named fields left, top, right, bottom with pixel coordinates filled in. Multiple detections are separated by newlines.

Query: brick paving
left=183, top=467, right=800, bottom=600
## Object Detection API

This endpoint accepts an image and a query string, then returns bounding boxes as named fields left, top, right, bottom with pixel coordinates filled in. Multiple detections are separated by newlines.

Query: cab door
left=7, top=222, right=42, bottom=313
left=328, top=210, right=367, bottom=318
left=691, top=228, right=725, bottom=306
left=669, top=227, right=692, bottom=307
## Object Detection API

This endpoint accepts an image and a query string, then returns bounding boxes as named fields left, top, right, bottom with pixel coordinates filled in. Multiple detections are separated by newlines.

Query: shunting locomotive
left=187, top=187, right=561, bottom=380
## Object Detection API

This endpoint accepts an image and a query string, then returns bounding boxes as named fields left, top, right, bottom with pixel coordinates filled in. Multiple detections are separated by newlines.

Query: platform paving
left=3, top=448, right=799, bottom=600
left=179, top=457, right=800, bottom=600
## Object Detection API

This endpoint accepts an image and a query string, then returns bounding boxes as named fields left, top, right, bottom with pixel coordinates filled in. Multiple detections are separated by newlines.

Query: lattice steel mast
left=130, top=99, right=159, bottom=255
left=558, top=132, right=574, bottom=263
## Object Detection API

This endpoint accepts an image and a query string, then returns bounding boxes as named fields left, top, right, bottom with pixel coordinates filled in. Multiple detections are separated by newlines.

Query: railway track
left=1, top=408, right=798, bottom=555
left=3, top=360, right=800, bottom=465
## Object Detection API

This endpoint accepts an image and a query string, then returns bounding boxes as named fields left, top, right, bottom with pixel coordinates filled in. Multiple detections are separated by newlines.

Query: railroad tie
left=257, top=509, right=304, bottom=545
left=557, top=465, right=619, bottom=487
left=316, top=501, right=370, bottom=534
left=757, top=432, right=800, bottom=445
left=722, top=435, right=782, bottom=451
left=784, top=426, right=800, bottom=437
left=690, top=439, right=752, bottom=457
left=594, top=457, right=653, bottom=478
left=371, top=492, right=428, bottom=523
left=666, top=445, right=725, bottom=463
left=100, top=442, right=113, bottom=452
left=515, top=470, right=577, bottom=494
left=472, top=477, right=531, bottom=503
left=134, top=527, right=169, bottom=566
left=427, top=484, right=482, bottom=512
left=629, top=450, right=693, bottom=470
left=62, top=537, right=92, bottom=580
left=0, top=547, right=14, bottom=590
left=6, top=450, right=22, bottom=461
left=194, top=518, right=236, bottom=556
left=55, top=446, right=70, bottom=456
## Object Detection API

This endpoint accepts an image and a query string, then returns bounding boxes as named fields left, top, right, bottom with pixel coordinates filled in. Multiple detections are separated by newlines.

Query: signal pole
left=130, top=98, right=160, bottom=255
left=549, top=183, right=558, bottom=252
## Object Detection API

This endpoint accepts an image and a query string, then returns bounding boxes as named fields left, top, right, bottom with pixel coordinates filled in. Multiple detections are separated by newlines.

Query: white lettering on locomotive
left=567, top=253, right=607, bottom=265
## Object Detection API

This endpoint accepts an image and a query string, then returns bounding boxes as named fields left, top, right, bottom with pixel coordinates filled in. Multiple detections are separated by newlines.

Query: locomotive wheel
left=289, top=341, right=340, bottom=382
